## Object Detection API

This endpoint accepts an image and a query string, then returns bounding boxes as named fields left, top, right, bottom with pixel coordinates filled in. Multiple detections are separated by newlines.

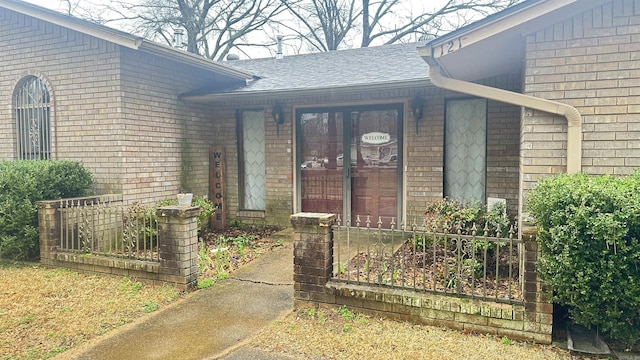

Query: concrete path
left=56, top=234, right=294, bottom=360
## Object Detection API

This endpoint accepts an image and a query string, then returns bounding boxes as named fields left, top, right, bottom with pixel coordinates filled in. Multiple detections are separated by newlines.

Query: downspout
left=420, top=52, right=582, bottom=174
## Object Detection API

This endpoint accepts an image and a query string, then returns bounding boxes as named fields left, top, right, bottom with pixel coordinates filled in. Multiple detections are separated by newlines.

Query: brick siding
left=523, top=0, right=640, bottom=197
left=0, top=9, right=123, bottom=194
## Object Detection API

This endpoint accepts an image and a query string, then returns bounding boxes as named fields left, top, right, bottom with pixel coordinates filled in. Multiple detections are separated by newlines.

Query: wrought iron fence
left=58, top=197, right=159, bottom=262
left=332, top=215, right=523, bottom=303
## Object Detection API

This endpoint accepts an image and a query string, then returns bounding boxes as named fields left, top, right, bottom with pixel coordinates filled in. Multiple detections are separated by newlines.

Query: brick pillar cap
left=157, top=206, right=201, bottom=218
left=290, top=213, right=335, bottom=226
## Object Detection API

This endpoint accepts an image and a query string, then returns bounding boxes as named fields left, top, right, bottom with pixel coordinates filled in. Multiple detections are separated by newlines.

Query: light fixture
left=272, top=102, right=285, bottom=136
left=410, top=94, right=424, bottom=133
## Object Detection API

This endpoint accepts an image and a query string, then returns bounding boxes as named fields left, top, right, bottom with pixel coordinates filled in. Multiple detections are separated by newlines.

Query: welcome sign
left=362, top=132, right=391, bottom=145
left=209, top=146, right=226, bottom=229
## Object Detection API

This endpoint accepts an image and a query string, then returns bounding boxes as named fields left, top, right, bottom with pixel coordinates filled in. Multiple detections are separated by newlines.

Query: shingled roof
left=181, top=42, right=429, bottom=100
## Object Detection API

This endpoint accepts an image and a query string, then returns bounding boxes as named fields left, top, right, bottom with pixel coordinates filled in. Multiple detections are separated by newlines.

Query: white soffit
left=424, top=0, right=611, bottom=81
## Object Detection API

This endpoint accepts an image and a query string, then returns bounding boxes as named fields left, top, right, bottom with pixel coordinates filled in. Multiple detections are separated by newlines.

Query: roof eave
left=0, top=0, right=253, bottom=81
left=181, top=79, right=430, bottom=103
left=426, top=0, right=582, bottom=61
left=138, top=42, right=253, bottom=79
left=421, top=0, right=610, bottom=81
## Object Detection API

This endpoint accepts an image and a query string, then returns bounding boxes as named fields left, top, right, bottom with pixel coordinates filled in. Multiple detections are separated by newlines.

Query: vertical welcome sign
left=209, top=146, right=226, bottom=229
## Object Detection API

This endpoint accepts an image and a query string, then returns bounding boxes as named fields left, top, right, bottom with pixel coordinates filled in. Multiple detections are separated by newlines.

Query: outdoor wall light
left=272, top=102, right=285, bottom=136
left=410, top=94, right=424, bottom=133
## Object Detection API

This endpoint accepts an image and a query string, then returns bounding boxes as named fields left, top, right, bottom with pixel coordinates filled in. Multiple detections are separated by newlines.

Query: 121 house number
left=433, top=37, right=467, bottom=58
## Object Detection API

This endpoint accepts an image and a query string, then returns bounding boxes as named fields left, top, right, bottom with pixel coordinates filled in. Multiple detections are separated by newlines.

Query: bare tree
left=95, top=0, right=285, bottom=60
left=281, top=0, right=522, bottom=51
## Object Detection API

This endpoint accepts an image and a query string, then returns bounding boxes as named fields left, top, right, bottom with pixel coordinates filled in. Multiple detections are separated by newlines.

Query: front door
left=297, top=105, right=403, bottom=227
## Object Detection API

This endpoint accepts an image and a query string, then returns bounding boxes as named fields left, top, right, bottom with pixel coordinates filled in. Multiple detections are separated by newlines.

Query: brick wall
left=291, top=213, right=552, bottom=344
left=0, top=8, right=124, bottom=194
left=523, top=0, right=640, bottom=196
left=200, top=74, right=521, bottom=226
left=118, top=48, right=229, bottom=204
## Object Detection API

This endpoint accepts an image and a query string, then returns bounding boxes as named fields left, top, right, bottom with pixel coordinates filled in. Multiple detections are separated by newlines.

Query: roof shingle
left=219, top=42, right=429, bottom=94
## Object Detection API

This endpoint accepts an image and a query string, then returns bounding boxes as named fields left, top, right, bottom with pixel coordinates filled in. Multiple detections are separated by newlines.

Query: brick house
left=2, top=0, right=639, bottom=230
left=0, top=0, right=251, bottom=203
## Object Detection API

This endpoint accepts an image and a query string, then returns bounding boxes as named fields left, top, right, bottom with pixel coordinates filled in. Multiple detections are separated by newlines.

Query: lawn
left=0, top=225, right=282, bottom=360
left=250, top=307, right=595, bottom=360
left=0, top=262, right=181, bottom=360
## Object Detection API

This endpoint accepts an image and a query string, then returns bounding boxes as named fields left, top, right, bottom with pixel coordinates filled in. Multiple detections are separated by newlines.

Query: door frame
left=295, top=103, right=404, bottom=224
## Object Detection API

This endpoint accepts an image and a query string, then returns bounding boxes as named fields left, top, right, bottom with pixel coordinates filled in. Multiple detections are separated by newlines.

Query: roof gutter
left=418, top=47, right=581, bottom=174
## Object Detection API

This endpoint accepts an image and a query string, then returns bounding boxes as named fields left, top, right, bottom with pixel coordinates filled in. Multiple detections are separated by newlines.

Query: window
left=15, top=76, right=52, bottom=160
left=444, top=99, right=487, bottom=203
left=238, top=110, right=266, bottom=210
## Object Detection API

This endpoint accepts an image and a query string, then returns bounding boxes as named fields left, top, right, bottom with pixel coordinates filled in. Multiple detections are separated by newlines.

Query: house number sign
left=210, top=146, right=226, bottom=229
left=433, top=36, right=467, bottom=58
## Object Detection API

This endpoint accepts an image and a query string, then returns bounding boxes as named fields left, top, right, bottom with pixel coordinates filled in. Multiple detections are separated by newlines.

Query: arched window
left=14, top=76, right=51, bottom=160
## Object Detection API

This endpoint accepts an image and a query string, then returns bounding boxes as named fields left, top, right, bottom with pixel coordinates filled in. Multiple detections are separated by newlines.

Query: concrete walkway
left=56, top=234, right=295, bottom=360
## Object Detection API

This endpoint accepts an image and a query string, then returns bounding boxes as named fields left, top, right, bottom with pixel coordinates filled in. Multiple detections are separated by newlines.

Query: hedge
left=0, top=160, right=93, bottom=260
left=527, top=172, right=640, bottom=347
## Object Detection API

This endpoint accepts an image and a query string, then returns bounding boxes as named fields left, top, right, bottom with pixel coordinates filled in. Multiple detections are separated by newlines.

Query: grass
left=0, top=262, right=181, bottom=360
left=0, top=227, right=283, bottom=360
left=250, top=307, right=580, bottom=360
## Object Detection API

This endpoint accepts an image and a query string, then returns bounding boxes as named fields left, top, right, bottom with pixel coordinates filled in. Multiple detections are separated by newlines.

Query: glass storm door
left=298, top=111, right=344, bottom=215
left=297, top=106, right=402, bottom=227
left=349, top=110, right=400, bottom=227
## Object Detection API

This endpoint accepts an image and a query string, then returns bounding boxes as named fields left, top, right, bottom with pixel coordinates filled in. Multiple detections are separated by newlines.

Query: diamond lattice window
left=240, top=110, right=266, bottom=210
left=444, top=99, right=487, bottom=203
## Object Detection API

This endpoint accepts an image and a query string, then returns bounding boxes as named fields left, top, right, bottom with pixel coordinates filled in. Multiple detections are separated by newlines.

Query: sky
left=22, top=0, right=496, bottom=59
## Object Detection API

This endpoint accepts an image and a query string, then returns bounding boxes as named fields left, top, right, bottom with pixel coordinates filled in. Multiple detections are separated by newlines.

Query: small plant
left=501, top=336, right=512, bottom=345
left=229, top=218, right=241, bottom=228
left=119, top=278, right=143, bottom=296
left=338, top=262, right=346, bottom=274
left=338, top=305, right=355, bottom=321
left=301, top=307, right=317, bottom=318
left=197, top=278, right=215, bottom=289
left=142, top=301, right=159, bottom=313
left=42, top=346, right=70, bottom=360
left=342, top=323, right=352, bottom=332
left=216, top=272, right=229, bottom=280
left=18, top=314, right=34, bottom=324
left=413, top=234, right=434, bottom=252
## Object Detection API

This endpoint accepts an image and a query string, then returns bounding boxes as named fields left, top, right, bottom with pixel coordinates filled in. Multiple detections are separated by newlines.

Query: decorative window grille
left=15, top=76, right=51, bottom=160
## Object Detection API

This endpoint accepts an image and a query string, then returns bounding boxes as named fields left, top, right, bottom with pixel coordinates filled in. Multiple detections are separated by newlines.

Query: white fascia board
left=428, top=0, right=581, bottom=60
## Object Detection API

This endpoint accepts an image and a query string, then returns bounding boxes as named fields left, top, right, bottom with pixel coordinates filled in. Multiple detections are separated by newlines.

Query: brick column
left=521, top=221, right=553, bottom=344
left=37, top=200, right=62, bottom=265
left=291, top=213, right=336, bottom=306
left=157, top=206, right=200, bottom=290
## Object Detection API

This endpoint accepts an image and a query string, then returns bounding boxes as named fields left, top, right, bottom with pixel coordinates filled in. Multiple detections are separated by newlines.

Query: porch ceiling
left=423, top=0, right=611, bottom=81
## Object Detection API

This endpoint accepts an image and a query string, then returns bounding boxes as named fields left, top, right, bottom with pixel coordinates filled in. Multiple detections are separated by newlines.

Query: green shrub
left=527, top=172, right=640, bottom=347
left=424, top=198, right=511, bottom=236
left=156, top=195, right=214, bottom=234
left=0, top=161, right=93, bottom=260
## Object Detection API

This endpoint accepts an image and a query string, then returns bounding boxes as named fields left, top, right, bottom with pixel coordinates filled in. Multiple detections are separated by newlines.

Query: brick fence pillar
left=157, top=206, right=200, bottom=290
left=291, top=213, right=336, bottom=306
left=521, top=221, right=553, bottom=344
left=37, top=200, right=62, bottom=265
